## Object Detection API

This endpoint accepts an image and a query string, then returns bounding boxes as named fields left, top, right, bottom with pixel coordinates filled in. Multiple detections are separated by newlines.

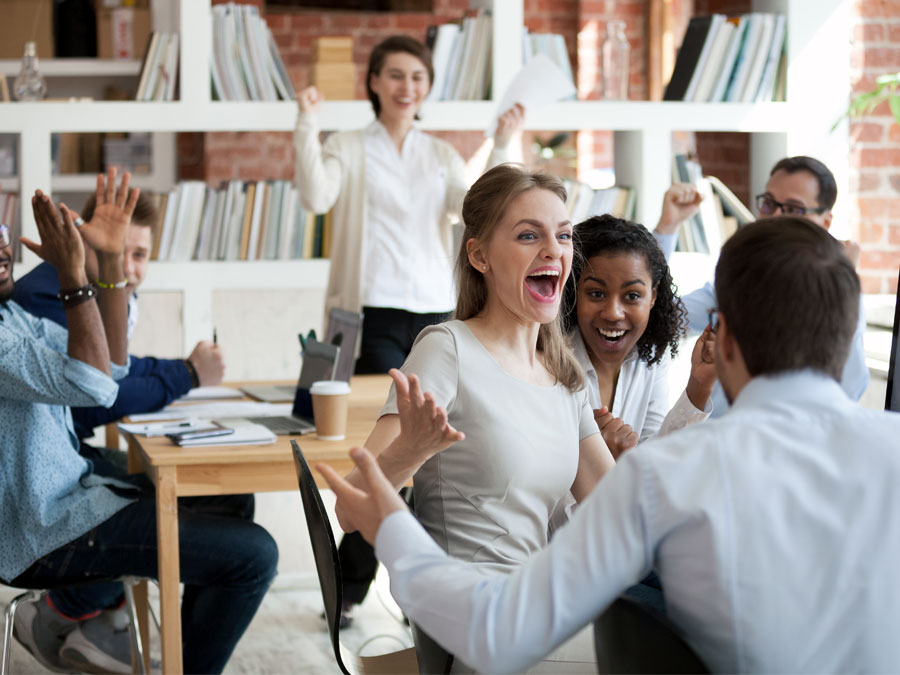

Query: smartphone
left=166, top=422, right=234, bottom=443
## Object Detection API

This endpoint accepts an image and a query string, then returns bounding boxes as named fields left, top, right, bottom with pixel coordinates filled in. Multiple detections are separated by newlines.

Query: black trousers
left=339, top=306, right=445, bottom=605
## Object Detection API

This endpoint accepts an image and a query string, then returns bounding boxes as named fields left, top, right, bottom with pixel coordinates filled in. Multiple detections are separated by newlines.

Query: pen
left=213, top=327, right=217, bottom=345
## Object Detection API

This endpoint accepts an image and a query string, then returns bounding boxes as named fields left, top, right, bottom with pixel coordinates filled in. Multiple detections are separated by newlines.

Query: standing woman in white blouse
left=294, top=35, right=523, bottom=373
left=293, top=34, right=523, bottom=620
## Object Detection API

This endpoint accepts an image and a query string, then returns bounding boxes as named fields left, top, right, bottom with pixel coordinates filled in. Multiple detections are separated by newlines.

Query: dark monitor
left=886, top=266, right=900, bottom=413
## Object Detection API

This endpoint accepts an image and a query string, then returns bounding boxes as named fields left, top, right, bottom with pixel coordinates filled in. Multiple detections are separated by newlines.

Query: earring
left=482, top=265, right=487, bottom=271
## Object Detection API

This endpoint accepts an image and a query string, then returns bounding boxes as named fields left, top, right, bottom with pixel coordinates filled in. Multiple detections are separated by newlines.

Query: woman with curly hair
left=566, top=214, right=717, bottom=458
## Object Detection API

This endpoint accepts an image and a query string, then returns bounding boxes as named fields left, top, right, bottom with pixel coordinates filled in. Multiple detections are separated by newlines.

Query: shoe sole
left=59, top=632, right=133, bottom=675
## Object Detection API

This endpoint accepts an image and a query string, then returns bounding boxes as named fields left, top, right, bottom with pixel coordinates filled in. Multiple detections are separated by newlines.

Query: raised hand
left=656, top=183, right=703, bottom=235
left=318, top=447, right=409, bottom=546
left=593, top=406, right=638, bottom=460
left=686, top=326, right=717, bottom=409
left=494, top=102, right=525, bottom=147
left=188, top=340, right=225, bottom=386
left=21, top=191, right=87, bottom=287
left=391, top=368, right=465, bottom=462
left=79, top=167, right=139, bottom=256
left=297, top=85, right=323, bottom=115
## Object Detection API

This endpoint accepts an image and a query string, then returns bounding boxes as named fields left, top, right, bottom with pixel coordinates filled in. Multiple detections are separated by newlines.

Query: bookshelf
left=0, top=0, right=850, bottom=356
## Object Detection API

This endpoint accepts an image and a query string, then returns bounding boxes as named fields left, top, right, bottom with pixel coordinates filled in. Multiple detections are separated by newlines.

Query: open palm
left=79, top=168, right=139, bottom=255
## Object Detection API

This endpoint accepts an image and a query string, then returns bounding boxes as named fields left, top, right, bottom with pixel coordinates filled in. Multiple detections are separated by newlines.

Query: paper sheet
left=486, top=54, right=577, bottom=138
left=177, top=386, right=244, bottom=401
left=127, top=402, right=292, bottom=423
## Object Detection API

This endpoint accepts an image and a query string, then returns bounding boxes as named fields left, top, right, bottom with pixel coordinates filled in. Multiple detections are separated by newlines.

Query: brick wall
left=850, top=0, right=900, bottom=294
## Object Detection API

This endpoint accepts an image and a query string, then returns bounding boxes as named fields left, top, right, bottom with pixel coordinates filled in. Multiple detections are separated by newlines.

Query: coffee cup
left=310, top=380, right=351, bottom=440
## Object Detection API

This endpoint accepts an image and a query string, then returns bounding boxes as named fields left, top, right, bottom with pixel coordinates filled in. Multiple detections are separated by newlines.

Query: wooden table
left=124, top=375, right=391, bottom=674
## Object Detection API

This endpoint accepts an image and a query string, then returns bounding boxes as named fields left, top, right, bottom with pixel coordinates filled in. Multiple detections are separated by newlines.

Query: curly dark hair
left=564, top=214, right=688, bottom=366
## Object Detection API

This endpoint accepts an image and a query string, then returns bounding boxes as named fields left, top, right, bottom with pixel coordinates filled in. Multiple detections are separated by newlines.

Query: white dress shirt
left=570, top=329, right=710, bottom=441
left=377, top=371, right=900, bottom=673
left=362, top=120, right=455, bottom=313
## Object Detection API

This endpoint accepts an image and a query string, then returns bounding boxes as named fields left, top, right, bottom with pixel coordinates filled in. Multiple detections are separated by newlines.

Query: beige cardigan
left=293, top=113, right=507, bottom=328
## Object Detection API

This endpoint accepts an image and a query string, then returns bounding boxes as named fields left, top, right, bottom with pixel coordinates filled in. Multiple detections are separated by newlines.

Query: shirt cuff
left=110, top=355, right=131, bottom=381
left=64, top=358, right=119, bottom=408
left=375, top=510, right=442, bottom=570
left=654, top=231, right=678, bottom=260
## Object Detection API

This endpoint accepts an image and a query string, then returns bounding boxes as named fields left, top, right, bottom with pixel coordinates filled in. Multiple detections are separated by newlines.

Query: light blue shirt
left=0, top=300, right=134, bottom=581
left=377, top=371, right=900, bottom=673
left=654, top=231, right=870, bottom=410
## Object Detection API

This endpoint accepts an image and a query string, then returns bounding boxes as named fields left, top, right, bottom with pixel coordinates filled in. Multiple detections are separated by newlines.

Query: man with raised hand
left=322, top=217, right=900, bottom=673
left=0, top=174, right=277, bottom=674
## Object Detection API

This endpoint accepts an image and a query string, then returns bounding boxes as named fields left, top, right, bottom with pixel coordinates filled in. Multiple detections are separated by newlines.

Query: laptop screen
left=887, top=267, right=900, bottom=413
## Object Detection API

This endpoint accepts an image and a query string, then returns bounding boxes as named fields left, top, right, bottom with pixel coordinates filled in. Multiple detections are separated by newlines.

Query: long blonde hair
left=454, top=164, right=584, bottom=392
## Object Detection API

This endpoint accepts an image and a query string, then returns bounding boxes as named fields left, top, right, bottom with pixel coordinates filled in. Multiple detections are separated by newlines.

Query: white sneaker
left=59, top=608, right=146, bottom=675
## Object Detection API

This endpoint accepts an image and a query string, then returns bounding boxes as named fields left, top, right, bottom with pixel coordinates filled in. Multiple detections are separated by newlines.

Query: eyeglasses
left=755, top=194, right=828, bottom=218
left=0, top=224, right=9, bottom=248
left=707, top=308, right=720, bottom=334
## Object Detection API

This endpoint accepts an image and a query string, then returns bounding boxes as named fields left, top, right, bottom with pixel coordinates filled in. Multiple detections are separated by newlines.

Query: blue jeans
left=12, top=495, right=278, bottom=674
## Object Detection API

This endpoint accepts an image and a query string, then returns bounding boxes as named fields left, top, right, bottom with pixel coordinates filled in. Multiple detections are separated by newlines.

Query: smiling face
left=123, top=223, right=152, bottom=291
left=474, top=188, right=573, bottom=326
left=369, top=51, right=431, bottom=125
left=576, top=252, right=657, bottom=367
left=762, top=169, right=832, bottom=230
left=0, top=225, right=13, bottom=302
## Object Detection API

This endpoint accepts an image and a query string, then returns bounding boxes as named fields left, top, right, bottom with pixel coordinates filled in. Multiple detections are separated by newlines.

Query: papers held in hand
left=167, top=420, right=278, bottom=447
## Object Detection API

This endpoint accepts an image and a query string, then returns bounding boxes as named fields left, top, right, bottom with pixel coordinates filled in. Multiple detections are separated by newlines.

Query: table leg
left=156, top=466, right=183, bottom=674
left=130, top=580, right=151, bottom=674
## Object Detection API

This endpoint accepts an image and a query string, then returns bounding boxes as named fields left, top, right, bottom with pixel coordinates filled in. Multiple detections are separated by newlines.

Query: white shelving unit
left=0, top=0, right=850, bottom=353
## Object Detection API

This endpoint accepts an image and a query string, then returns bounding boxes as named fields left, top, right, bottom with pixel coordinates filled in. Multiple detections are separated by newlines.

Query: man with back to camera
left=321, top=216, right=900, bottom=673
left=650, top=156, right=869, bottom=412
left=0, top=177, right=277, bottom=674
left=13, top=187, right=226, bottom=442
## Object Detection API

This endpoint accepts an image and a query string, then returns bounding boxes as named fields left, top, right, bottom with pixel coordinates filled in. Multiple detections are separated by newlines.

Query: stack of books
left=672, top=154, right=754, bottom=255
left=148, top=180, right=332, bottom=262
left=210, top=3, right=296, bottom=102
left=562, top=180, right=636, bottom=223
left=664, top=13, right=786, bottom=103
left=426, top=11, right=493, bottom=101
left=135, top=32, right=179, bottom=101
left=310, top=37, right=354, bottom=100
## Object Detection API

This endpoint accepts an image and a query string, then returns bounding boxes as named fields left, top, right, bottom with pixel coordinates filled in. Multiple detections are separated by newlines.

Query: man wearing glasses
left=653, top=155, right=869, bottom=408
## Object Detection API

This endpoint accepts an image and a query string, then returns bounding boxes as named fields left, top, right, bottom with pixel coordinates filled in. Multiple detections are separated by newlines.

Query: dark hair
left=770, top=156, right=837, bottom=211
left=456, top=164, right=584, bottom=392
left=81, top=192, right=159, bottom=234
left=715, top=216, right=859, bottom=381
left=565, top=214, right=687, bottom=366
left=366, top=35, right=434, bottom=119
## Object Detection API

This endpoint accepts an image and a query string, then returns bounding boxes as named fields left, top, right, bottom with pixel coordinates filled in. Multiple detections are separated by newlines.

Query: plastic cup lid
left=310, top=380, right=351, bottom=395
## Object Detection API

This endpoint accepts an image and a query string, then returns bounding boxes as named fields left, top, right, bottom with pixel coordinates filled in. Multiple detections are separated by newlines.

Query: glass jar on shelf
left=601, top=21, right=630, bottom=100
left=14, top=41, right=47, bottom=102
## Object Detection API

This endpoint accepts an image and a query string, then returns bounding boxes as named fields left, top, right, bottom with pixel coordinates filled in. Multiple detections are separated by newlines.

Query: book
left=739, top=12, right=775, bottom=102
left=684, top=14, right=726, bottom=101
left=664, top=15, right=714, bottom=101
left=171, top=420, right=276, bottom=447
left=246, top=180, right=266, bottom=260
left=157, top=33, right=179, bottom=101
left=691, top=20, right=734, bottom=102
left=134, top=31, right=159, bottom=101
left=707, top=175, right=753, bottom=225
left=238, top=182, right=257, bottom=259
left=725, top=13, right=763, bottom=102
left=427, top=23, right=460, bottom=102
left=754, top=14, right=786, bottom=102
left=710, top=16, right=748, bottom=102
left=138, top=32, right=166, bottom=101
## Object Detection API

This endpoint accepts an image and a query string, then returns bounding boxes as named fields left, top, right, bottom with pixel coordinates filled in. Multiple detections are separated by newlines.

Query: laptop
left=244, top=340, right=340, bottom=435
left=886, top=266, right=900, bottom=413
left=324, top=308, right=363, bottom=383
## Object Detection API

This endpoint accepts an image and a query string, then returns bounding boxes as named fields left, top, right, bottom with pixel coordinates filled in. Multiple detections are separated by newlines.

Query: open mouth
left=524, top=268, right=560, bottom=303
left=0, top=259, right=10, bottom=283
left=596, top=327, right=629, bottom=348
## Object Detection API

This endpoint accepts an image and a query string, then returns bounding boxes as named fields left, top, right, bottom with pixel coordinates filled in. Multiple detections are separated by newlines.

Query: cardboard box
left=310, top=63, right=356, bottom=100
left=314, top=36, right=353, bottom=63
left=97, top=7, right=151, bottom=60
left=0, top=0, right=54, bottom=59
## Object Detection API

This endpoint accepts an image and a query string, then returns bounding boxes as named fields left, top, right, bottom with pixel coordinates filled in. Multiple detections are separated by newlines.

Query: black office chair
left=594, top=595, right=710, bottom=674
left=290, top=440, right=418, bottom=675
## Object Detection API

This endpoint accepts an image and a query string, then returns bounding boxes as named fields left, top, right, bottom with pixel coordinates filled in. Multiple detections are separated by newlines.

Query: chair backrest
left=594, top=596, right=710, bottom=674
left=291, top=440, right=351, bottom=675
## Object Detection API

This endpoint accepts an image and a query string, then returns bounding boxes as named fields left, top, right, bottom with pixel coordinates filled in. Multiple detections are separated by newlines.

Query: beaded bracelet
left=95, top=279, right=128, bottom=290
left=57, top=285, right=96, bottom=309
